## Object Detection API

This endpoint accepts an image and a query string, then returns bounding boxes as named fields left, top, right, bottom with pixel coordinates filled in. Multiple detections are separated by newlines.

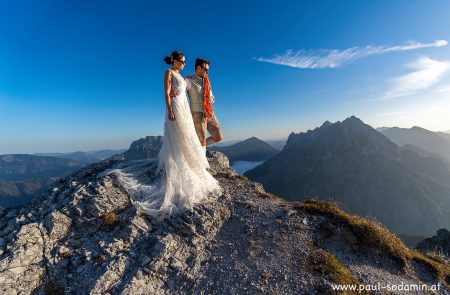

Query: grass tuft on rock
left=310, top=247, right=368, bottom=294
left=294, top=198, right=450, bottom=284
left=255, top=189, right=285, bottom=201
left=102, top=211, right=120, bottom=229
left=232, top=174, right=248, bottom=181
left=94, top=254, right=106, bottom=265
left=260, top=271, right=270, bottom=281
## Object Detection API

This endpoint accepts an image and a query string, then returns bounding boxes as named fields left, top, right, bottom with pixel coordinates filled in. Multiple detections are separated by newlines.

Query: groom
left=171, top=58, right=223, bottom=151
left=186, top=58, right=223, bottom=151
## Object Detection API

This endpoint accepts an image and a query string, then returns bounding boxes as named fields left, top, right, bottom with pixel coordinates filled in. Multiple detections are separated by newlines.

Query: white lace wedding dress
left=126, top=69, right=222, bottom=221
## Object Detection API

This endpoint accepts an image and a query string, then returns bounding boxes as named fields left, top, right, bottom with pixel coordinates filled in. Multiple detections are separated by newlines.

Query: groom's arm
left=185, top=76, right=192, bottom=91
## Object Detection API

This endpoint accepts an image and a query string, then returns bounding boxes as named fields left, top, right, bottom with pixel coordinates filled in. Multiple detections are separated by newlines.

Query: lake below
left=231, top=160, right=264, bottom=175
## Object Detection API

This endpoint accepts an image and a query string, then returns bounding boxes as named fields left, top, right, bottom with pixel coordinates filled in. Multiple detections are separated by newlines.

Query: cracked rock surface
left=0, top=152, right=449, bottom=294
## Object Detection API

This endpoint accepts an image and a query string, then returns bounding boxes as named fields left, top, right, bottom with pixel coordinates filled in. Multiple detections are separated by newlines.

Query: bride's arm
left=164, top=70, right=175, bottom=121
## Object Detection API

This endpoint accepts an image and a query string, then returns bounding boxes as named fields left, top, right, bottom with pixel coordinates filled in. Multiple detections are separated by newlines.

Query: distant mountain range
left=0, top=177, right=58, bottom=208
left=438, top=131, right=450, bottom=143
left=0, top=149, right=126, bottom=208
left=401, top=144, right=450, bottom=171
left=264, top=139, right=287, bottom=150
left=2, top=124, right=449, bottom=239
left=212, top=139, right=241, bottom=147
left=0, top=154, right=86, bottom=208
left=0, top=154, right=83, bottom=180
left=0, top=138, right=167, bottom=208
left=35, top=149, right=126, bottom=163
left=0, top=132, right=314, bottom=204
left=245, top=116, right=450, bottom=237
left=378, top=126, right=450, bottom=162
left=213, top=138, right=287, bottom=150
left=208, top=137, right=279, bottom=162
left=34, top=151, right=101, bottom=164
left=122, top=136, right=163, bottom=160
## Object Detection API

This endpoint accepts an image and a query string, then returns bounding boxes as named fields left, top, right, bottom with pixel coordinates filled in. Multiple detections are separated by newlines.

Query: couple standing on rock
left=166, top=51, right=223, bottom=151
left=132, top=50, right=224, bottom=221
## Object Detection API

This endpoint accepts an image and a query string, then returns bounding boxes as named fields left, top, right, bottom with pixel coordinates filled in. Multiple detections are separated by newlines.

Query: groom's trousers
left=191, top=111, right=222, bottom=146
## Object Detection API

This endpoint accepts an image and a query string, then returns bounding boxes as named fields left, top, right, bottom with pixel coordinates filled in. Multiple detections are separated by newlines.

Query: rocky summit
left=244, top=116, right=450, bottom=237
left=0, top=152, right=449, bottom=294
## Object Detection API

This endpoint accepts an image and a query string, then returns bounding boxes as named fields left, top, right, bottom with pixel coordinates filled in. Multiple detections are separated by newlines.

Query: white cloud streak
left=372, top=96, right=450, bottom=131
left=256, top=40, right=447, bottom=69
left=435, top=84, right=450, bottom=93
left=381, top=57, right=450, bottom=99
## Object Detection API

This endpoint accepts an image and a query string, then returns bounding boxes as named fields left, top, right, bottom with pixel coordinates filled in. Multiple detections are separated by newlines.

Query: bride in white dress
left=129, top=50, right=222, bottom=221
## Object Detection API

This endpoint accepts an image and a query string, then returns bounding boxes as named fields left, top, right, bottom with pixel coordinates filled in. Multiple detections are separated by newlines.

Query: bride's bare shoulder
left=164, top=69, right=173, bottom=79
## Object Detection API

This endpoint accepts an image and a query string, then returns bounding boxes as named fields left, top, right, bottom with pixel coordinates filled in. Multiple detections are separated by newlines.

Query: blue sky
left=1, top=0, right=450, bottom=153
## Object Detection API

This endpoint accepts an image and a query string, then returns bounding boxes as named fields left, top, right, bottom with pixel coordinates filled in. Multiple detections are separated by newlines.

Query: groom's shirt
left=185, top=74, right=214, bottom=113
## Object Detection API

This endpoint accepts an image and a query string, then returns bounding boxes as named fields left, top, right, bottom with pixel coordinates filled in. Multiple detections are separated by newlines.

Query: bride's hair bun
left=163, top=55, right=174, bottom=65
left=164, top=50, right=184, bottom=65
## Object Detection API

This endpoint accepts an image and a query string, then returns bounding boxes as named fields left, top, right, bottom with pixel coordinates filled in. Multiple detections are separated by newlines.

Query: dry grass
left=260, top=271, right=270, bottom=281
left=101, top=211, right=120, bottom=229
left=412, top=250, right=450, bottom=286
left=247, top=239, right=256, bottom=247
left=59, top=251, right=72, bottom=259
left=94, top=254, right=106, bottom=265
left=232, top=174, right=248, bottom=181
left=310, top=247, right=367, bottom=294
left=252, top=182, right=287, bottom=202
left=246, top=203, right=257, bottom=212
left=294, top=198, right=450, bottom=284
left=257, top=190, right=285, bottom=201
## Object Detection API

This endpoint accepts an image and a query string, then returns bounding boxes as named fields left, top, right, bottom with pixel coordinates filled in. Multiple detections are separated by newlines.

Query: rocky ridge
left=0, top=152, right=449, bottom=294
left=245, top=116, right=450, bottom=237
left=417, top=229, right=450, bottom=258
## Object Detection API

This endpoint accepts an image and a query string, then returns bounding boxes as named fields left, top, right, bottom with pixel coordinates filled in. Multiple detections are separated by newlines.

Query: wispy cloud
left=370, top=95, right=450, bottom=131
left=381, top=57, right=450, bottom=99
left=435, top=83, right=450, bottom=93
left=256, top=40, right=447, bottom=69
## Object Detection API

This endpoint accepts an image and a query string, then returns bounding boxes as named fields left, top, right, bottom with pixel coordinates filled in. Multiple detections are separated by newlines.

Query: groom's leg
left=191, top=111, right=207, bottom=147
left=206, top=113, right=223, bottom=146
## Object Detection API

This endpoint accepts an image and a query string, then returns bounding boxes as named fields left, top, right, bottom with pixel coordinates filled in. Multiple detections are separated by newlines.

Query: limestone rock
left=0, top=151, right=448, bottom=295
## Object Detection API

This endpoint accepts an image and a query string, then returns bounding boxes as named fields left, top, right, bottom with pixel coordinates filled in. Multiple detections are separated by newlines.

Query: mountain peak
left=410, top=126, right=428, bottom=132
left=316, top=116, right=365, bottom=130
left=285, top=116, right=398, bottom=157
left=243, top=136, right=262, bottom=142
left=209, top=137, right=279, bottom=162
left=122, top=136, right=163, bottom=160
left=341, top=115, right=365, bottom=126
left=320, top=120, right=332, bottom=128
